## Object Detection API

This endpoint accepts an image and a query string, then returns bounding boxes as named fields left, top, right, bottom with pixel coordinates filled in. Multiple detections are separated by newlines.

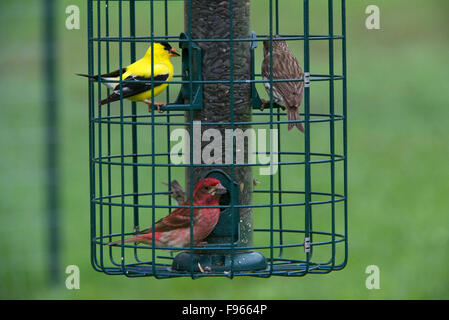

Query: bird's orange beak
left=170, top=48, right=180, bottom=57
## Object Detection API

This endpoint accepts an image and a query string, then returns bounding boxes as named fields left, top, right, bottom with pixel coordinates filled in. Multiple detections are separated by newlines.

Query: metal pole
left=43, top=0, right=60, bottom=285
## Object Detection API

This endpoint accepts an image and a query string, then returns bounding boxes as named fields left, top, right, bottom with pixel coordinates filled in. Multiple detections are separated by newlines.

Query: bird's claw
left=195, top=241, right=208, bottom=247
left=144, top=101, right=166, bottom=113
left=156, top=103, right=165, bottom=113
left=260, top=99, right=269, bottom=111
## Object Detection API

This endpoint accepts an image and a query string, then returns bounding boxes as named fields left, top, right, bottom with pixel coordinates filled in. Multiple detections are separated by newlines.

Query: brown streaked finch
left=261, top=36, right=305, bottom=133
left=106, top=178, right=227, bottom=248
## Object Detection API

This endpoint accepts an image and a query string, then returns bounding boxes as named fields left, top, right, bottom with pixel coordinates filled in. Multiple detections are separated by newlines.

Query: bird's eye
left=204, top=186, right=210, bottom=190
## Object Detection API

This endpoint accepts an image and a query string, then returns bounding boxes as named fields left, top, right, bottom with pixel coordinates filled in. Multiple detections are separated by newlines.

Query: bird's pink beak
left=169, top=48, right=180, bottom=57
left=210, top=183, right=227, bottom=196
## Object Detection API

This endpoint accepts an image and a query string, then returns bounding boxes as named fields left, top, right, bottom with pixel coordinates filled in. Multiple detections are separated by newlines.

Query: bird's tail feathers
left=99, top=94, right=120, bottom=107
left=75, top=73, right=99, bottom=81
left=76, top=73, right=119, bottom=106
left=136, top=227, right=152, bottom=235
left=105, top=234, right=152, bottom=246
left=287, top=107, right=305, bottom=133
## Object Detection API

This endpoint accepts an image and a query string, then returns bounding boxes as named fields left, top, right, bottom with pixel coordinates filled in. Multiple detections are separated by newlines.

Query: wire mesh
left=86, top=0, right=348, bottom=279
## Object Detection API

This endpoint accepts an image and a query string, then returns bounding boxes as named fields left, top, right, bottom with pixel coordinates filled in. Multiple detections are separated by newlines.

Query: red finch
left=106, top=178, right=227, bottom=247
left=162, top=180, right=186, bottom=204
left=261, top=36, right=305, bottom=133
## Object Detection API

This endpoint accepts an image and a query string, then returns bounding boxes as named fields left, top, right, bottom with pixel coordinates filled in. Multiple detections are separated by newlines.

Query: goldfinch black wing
left=99, top=73, right=169, bottom=106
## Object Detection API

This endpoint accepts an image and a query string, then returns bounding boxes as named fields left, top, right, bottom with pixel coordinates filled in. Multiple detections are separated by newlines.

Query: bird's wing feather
left=99, top=72, right=169, bottom=106
left=262, top=51, right=304, bottom=107
left=116, top=60, right=171, bottom=97
left=138, top=199, right=194, bottom=234
left=100, top=68, right=128, bottom=79
left=113, top=73, right=169, bottom=99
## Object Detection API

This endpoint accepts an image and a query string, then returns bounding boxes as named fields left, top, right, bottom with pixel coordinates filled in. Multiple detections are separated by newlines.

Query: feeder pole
left=185, top=0, right=253, bottom=248
left=43, top=0, right=60, bottom=285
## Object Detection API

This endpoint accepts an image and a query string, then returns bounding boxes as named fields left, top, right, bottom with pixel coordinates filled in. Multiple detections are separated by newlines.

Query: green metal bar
left=93, top=150, right=345, bottom=159
left=342, top=0, right=349, bottom=268
left=187, top=0, right=195, bottom=279
left=275, top=0, right=279, bottom=35
left=93, top=197, right=346, bottom=211
left=93, top=160, right=345, bottom=170
left=90, top=35, right=345, bottom=43
left=94, top=230, right=346, bottom=251
left=93, top=189, right=345, bottom=208
left=328, top=0, right=336, bottom=271
left=43, top=0, right=60, bottom=284
left=93, top=75, right=343, bottom=86
left=91, top=34, right=345, bottom=43
left=105, top=0, right=118, bottom=267
left=97, top=0, right=105, bottom=272
left=164, top=0, right=173, bottom=222
left=229, top=0, right=235, bottom=279
left=88, top=0, right=99, bottom=273
left=118, top=0, right=126, bottom=274
left=150, top=0, right=157, bottom=278
left=129, top=0, right=141, bottom=264
left=94, top=112, right=345, bottom=126
left=274, top=0, right=284, bottom=259
left=268, top=0, right=274, bottom=276
left=97, top=0, right=183, bottom=1
left=303, top=0, right=312, bottom=274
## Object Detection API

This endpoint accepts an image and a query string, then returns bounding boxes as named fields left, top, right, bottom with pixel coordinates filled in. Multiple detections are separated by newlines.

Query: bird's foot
left=195, top=241, right=208, bottom=247
left=260, top=99, right=269, bottom=111
left=144, top=100, right=166, bottom=113
left=155, top=103, right=165, bottom=113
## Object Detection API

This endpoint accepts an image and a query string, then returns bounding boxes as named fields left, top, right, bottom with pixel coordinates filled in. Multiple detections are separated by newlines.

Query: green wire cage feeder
left=87, top=0, right=348, bottom=279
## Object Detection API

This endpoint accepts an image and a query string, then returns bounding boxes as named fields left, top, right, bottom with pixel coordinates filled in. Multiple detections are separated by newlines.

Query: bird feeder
left=87, top=0, right=348, bottom=279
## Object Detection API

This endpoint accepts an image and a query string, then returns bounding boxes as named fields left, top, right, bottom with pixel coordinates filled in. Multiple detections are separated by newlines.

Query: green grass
left=1, top=0, right=449, bottom=299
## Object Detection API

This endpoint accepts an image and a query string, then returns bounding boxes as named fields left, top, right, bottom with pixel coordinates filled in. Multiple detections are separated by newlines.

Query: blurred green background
left=1, top=0, right=449, bottom=299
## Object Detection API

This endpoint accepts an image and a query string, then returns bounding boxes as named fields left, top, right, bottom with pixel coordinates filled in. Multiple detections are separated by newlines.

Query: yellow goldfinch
left=77, top=42, right=180, bottom=113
